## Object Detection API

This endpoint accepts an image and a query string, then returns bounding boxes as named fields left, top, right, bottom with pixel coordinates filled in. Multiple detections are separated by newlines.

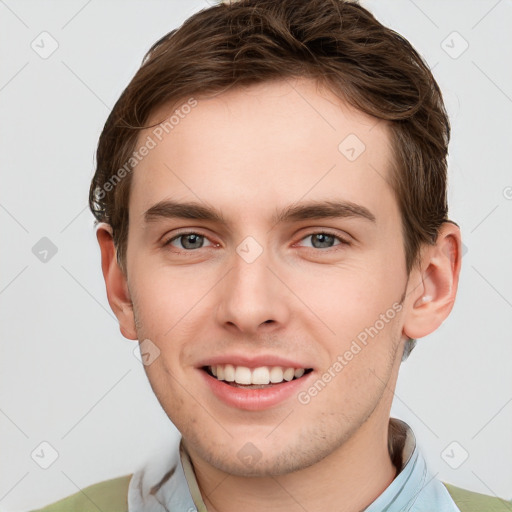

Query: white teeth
left=252, top=367, right=270, bottom=385
left=283, top=368, right=295, bottom=381
left=269, top=366, right=284, bottom=383
left=234, top=366, right=252, bottom=384
left=209, top=364, right=308, bottom=385
left=224, top=364, right=235, bottom=382
left=294, top=368, right=305, bottom=378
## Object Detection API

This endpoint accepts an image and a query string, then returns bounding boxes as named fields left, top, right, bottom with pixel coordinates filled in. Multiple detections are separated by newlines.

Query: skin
left=97, top=77, right=462, bottom=511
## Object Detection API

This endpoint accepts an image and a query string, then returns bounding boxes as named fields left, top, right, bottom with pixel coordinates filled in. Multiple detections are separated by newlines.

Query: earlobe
left=96, top=223, right=138, bottom=340
left=403, top=222, right=462, bottom=340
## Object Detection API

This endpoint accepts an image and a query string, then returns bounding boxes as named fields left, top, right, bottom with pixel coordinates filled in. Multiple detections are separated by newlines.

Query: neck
left=187, top=409, right=398, bottom=512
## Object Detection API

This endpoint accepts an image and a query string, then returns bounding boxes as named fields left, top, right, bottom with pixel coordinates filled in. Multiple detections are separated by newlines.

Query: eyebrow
left=143, top=199, right=376, bottom=226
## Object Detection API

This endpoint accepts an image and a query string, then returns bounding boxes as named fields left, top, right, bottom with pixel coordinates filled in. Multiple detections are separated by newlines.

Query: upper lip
left=197, top=354, right=312, bottom=370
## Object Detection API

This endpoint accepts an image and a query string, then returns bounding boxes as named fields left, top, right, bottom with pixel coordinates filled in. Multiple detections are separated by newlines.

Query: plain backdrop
left=1, top=0, right=511, bottom=510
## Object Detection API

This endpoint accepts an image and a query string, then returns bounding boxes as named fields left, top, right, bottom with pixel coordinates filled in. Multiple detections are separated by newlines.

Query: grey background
left=1, top=0, right=511, bottom=510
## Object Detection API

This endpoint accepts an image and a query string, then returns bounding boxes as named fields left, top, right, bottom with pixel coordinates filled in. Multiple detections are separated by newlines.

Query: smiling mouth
left=203, top=364, right=313, bottom=389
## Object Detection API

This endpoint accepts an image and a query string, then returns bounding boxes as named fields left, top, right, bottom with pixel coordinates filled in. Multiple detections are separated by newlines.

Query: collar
left=128, top=418, right=459, bottom=511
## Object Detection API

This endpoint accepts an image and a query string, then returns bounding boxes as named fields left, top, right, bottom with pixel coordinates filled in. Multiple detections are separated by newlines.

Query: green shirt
left=28, top=473, right=512, bottom=511
left=29, top=420, right=511, bottom=512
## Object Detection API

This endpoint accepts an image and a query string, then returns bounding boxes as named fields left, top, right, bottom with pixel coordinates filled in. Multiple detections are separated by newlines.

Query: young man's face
left=117, top=78, right=420, bottom=476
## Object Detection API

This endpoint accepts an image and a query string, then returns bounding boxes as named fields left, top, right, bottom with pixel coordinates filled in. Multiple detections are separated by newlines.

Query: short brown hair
left=89, top=0, right=450, bottom=278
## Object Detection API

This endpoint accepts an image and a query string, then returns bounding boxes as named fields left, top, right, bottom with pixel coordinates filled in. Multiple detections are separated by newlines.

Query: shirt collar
left=128, top=418, right=459, bottom=512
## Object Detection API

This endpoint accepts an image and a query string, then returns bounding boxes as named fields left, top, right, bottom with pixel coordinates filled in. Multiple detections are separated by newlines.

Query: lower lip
left=199, top=369, right=313, bottom=411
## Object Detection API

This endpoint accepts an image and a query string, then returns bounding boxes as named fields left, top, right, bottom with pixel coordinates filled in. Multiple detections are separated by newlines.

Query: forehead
left=130, top=77, right=395, bottom=223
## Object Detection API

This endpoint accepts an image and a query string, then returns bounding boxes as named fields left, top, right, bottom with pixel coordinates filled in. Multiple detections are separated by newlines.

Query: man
left=30, top=0, right=510, bottom=510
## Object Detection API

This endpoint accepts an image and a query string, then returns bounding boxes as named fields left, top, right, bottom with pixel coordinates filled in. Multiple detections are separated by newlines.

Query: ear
left=96, top=223, right=137, bottom=340
left=402, top=222, right=462, bottom=340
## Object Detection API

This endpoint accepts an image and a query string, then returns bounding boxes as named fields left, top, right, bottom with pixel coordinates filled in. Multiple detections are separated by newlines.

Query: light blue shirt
left=364, top=423, right=460, bottom=511
left=127, top=418, right=460, bottom=511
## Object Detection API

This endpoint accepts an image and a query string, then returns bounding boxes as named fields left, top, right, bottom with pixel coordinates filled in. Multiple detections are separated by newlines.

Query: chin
left=209, top=454, right=309, bottom=478
left=192, top=432, right=342, bottom=478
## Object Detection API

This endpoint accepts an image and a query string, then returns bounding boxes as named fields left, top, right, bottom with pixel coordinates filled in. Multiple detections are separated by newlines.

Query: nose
left=215, top=241, right=291, bottom=335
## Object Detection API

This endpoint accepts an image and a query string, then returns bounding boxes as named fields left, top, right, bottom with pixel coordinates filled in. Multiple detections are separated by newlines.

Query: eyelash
left=162, top=230, right=351, bottom=253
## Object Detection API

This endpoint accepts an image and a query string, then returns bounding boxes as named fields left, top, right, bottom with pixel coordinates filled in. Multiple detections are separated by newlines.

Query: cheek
left=291, top=255, right=405, bottom=403
left=292, top=257, right=403, bottom=339
left=298, top=315, right=402, bottom=422
left=130, top=261, right=213, bottom=334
